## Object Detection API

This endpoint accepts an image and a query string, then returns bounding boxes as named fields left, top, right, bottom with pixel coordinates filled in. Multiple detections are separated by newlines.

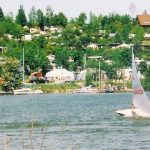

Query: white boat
left=116, top=47, right=150, bottom=118
left=13, top=48, right=43, bottom=95
left=75, top=85, right=99, bottom=93
left=13, top=88, right=34, bottom=95
left=77, top=85, right=93, bottom=93
left=13, top=88, right=43, bottom=95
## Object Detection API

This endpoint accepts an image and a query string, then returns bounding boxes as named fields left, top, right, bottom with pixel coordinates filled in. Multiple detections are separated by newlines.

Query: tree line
left=0, top=5, right=150, bottom=90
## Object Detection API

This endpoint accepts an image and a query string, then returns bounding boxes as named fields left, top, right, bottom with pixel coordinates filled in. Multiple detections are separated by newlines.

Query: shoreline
left=0, top=89, right=133, bottom=95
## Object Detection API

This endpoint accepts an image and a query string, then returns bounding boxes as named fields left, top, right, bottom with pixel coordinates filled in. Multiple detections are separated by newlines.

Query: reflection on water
left=0, top=93, right=150, bottom=149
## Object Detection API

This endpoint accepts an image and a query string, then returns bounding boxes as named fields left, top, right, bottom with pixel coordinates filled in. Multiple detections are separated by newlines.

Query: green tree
left=16, top=5, right=27, bottom=26
left=33, top=36, right=47, bottom=48
left=0, top=7, right=4, bottom=22
left=44, top=6, right=53, bottom=27
left=111, top=48, right=131, bottom=68
left=55, top=47, right=70, bottom=68
left=139, top=61, right=147, bottom=74
left=0, top=22, right=6, bottom=36
left=85, top=70, right=93, bottom=86
left=132, top=25, right=144, bottom=43
left=77, top=12, right=87, bottom=26
left=51, top=12, right=68, bottom=27
left=0, top=57, right=22, bottom=91
left=28, top=6, right=37, bottom=27
left=36, top=9, right=44, bottom=30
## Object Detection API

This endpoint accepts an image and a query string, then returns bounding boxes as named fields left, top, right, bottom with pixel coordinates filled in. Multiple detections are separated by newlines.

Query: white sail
left=132, top=50, right=150, bottom=115
left=116, top=48, right=150, bottom=117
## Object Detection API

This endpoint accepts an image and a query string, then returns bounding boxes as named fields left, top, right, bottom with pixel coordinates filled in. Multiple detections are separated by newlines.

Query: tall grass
left=34, top=82, right=80, bottom=93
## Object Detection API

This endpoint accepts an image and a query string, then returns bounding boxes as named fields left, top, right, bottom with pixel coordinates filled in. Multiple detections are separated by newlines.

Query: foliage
left=0, top=19, right=23, bottom=38
left=38, top=82, right=79, bottom=93
left=16, top=5, right=27, bottom=26
left=85, top=70, right=93, bottom=86
left=0, top=57, right=22, bottom=91
left=51, top=12, right=68, bottom=27
left=33, top=36, right=47, bottom=48
left=139, top=61, right=147, bottom=74
left=0, top=7, right=4, bottom=22
left=28, top=6, right=37, bottom=27
left=132, top=25, right=144, bottom=43
left=76, top=12, right=87, bottom=26
left=44, top=6, right=53, bottom=27
left=111, top=48, right=131, bottom=68
left=36, top=9, right=44, bottom=30
left=54, top=47, right=70, bottom=68
left=141, top=67, right=150, bottom=90
left=1, top=6, right=150, bottom=89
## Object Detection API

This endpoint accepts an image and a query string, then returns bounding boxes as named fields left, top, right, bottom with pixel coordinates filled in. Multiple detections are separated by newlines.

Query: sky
left=1, top=0, right=150, bottom=19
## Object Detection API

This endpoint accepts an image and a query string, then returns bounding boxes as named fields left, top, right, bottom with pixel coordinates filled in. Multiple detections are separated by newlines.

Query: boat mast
left=23, top=47, right=25, bottom=85
left=131, top=45, right=134, bottom=108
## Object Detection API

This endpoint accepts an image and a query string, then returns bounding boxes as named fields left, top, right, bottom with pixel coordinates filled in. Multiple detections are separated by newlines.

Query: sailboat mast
left=23, top=47, right=25, bottom=84
left=131, top=45, right=134, bottom=107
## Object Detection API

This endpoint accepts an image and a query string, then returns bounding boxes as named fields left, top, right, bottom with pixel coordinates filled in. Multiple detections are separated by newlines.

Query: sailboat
left=13, top=48, right=43, bottom=95
left=116, top=48, right=150, bottom=117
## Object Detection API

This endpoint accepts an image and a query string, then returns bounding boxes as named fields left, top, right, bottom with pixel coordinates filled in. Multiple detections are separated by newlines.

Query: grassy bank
left=32, top=82, right=80, bottom=93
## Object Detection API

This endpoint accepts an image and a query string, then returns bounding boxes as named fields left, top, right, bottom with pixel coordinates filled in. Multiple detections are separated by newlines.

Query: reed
left=3, top=134, right=9, bottom=150
left=2, top=120, right=80, bottom=149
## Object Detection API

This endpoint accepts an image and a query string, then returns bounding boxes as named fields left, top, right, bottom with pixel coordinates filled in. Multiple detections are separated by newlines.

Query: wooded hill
left=0, top=5, right=150, bottom=90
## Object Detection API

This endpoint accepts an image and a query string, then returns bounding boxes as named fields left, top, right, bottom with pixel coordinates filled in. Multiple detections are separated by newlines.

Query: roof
left=137, top=15, right=150, bottom=26
left=45, top=68, right=75, bottom=81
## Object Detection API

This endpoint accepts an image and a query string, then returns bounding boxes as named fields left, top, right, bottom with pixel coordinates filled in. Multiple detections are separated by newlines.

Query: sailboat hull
left=116, top=109, right=150, bottom=118
left=116, top=49, right=150, bottom=118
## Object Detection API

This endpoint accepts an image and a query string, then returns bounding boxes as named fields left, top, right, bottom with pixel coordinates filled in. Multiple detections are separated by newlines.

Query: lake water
left=1, top=93, right=150, bottom=150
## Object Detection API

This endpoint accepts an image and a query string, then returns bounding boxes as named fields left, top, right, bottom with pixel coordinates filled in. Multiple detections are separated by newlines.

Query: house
left=117, top=68, right=132, bottom=81
left=47, top=54, right=56, bottom=68
left=112, top=43, right=132, bottom=49
left=144, top=33, right=150, bottom=40
left=22, top=34, right=32, bottom=41
left=0, top=57, right=5, bottom=64
left=87, top=44, right=98, bottom=50
left=134, top=57, right=144, bottom=65
left=29, top=70, right=45, bottom=83
left=5, top=34, right=13, bottom=40
left=105, top=60, right=113, bottom=65
left=137, top=14, right=150, bottom=26
left=109, top=33, right=116, bottom=38
left=77, top=70, right=87, bottom=80
left=129, top=34, right=135, bottom=39
left=30, top=28, right=40, bottom=34
left=0, top=46, right=7, bottom=54
left=98, top=30, right=106, bottom=36
left=49, top=26, right=62, bottom=34
left=45, top=68, right=75, bottom=82
left=39, top=30, right=47, bottom=35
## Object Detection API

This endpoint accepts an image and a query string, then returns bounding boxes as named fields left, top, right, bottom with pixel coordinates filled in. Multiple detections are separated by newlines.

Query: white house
left=117, top=68, right=132, bottom=81
left=134, top=57, right=144, bottom=65
left=5, top=34, right=13, bottom=40
left=144, top=33, right=150, bottom=39
left=47, top=54, right=56, bottom=68
left=49, top=26, right=62, bottom=34
left=87, top=44, right=98, bottom=50
left=45, top=68, right=75, bottom=82
left=30, top=28, right=40, bottom=34
left=112, top=43, right=132, bottom=49
left=22, top=34, right=32, bottom=41
left=129, top=34, right=135, bottom=39
left=109, top=33, right=116, bottom=38
left=105, top=60, right=113, bottom=65
left=77, top=70, right=87, bottom=80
